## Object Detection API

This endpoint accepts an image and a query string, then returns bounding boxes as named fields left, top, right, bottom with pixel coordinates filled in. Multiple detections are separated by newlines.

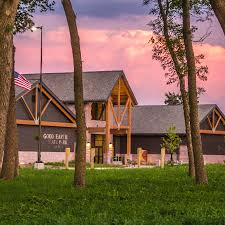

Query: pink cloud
left=14, top=16, right=225, bottom=110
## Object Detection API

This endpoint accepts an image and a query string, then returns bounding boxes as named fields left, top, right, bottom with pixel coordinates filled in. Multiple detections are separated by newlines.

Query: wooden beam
left=212, top=110, right=215, bottom=128
left=214, top=116, right=222, bottom=130
left=87, top=127, right=105, bottom=133
left=41, top=87, right=75, bottom=123
left=120, top=98, right=129, bottom=125
left=41, top=121, right=76, bottom=128
left=215, top=109, right=225, bottom=124
left=207, top=116, right=213, bottom=130
left=21, top=96, right=35, bottom=121
left=16, top=119, right=36, bottom=126
left=105, top=98, right=111, bottom=163
left=35, top=86, right=38, bottom=120
left=127, top=99, right=132, bottom=157
left=41, top=98, right=52, bottom=117
left=117, top=79, right=121, bottom=124
left=111, top=125, right=129, bottom=129
left=109, top=98, right=119, bottom=126
left=16, top=119, right=76, bottom=128
left=200, top=130, right=225, bottom=135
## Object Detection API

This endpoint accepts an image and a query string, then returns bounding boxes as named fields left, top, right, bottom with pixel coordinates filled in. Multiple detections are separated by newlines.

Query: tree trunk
left=179, top=78, right=195, bottom=177
left=1, top=46, right=19, bottom=180
left=209, top=0, right=225, bottom=35
left=0, top=0, right=19, bottom=171
left=62, top=0, right=87, bottom=188
left=182, top=0, right=208, bottom=184
left=157, top=0, right=195, bottom=177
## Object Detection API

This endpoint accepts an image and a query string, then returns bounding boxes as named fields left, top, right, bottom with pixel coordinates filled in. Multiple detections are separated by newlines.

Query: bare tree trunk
left=0, top=0, right=19, bottom=171
left=182, top=0, right=208, bottom=184
left=157, top=0, right=195, bottom=177
left=1, top=46, right=19, bottom=180
left=209, top=0, right=225, bottom=35
left=62, top=0, right=86, bottom=187
left=179, top=78, right=195, bottom=177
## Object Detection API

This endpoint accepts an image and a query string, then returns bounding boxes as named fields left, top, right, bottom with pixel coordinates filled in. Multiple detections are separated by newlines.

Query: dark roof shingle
left=131, top=104, right=216, bottom=134
left=22, top=71, right=131, bottom=103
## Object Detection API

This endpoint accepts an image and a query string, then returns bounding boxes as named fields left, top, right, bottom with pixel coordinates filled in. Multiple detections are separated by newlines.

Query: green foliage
left=161, top=126, right=182, bottom=157
left=143, top=0, right=209, bottom=88
left=164, top=88, right=206, bottom=105
left=15, top=0, right=55, bottom=34
left=1, top=166, right=225, bottom=224
left=165, top=92, right=183, bottom=105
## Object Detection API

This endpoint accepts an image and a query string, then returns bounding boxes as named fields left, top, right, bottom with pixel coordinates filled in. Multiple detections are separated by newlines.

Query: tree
left=165, top=92, right=183, bottom=105
left=0, top=0, right=55, bottom=179
left=144, top=0, right=207, bottom=177
left=209, top=0, right=225, bottom=35
left=62, top=0, right=87, bottom=187
left=183, top=0, right=208, bottom=184
left=15, top=0, right=55, bottom=33
left=165, top=89, right=206, bottom=105
left=161, top=126, right=182, bottom=165
left=0, top=0, right=19, bottom=172
left=0, top=47, right=18, bottom=179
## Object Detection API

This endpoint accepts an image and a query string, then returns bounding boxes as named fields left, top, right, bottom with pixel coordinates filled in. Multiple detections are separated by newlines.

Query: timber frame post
left=105, top=77, right=134, bottom=164
left=104, top=97, right=111, bottom=164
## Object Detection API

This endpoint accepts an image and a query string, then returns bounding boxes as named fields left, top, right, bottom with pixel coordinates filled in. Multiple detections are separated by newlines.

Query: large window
left=91, top=103, right=106, bottom=121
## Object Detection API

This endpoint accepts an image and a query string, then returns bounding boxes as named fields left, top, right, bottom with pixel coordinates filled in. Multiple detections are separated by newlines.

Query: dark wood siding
left=42, top=101, right=71, bottom=123
left=201, top=134, right=225, bottom=155
left=115, top=135, right=186, bottom=154
left=18, top=125, right=76, bottom=152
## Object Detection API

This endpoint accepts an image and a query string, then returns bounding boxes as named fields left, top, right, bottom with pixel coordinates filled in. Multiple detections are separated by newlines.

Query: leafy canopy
left=15, top=0, right=55, bottom=34
left=143, top=0, right=209, bottom=87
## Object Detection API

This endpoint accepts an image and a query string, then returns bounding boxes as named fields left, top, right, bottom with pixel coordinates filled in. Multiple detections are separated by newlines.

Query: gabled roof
left=132, top=104, right=217, bottom=135
left=15, top=81, right=76, bottom=122
left=23, top=70, right=138, bottom=104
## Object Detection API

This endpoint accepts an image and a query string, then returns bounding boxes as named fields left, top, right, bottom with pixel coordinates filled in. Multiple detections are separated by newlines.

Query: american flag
left=14, top=71, right=32, bottom=90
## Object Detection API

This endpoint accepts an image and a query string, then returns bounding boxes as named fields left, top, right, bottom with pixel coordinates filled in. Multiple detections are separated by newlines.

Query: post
left=65, top=147, right=70, bottom=169
left=90, top=148, right=95, bottom=169
left=38, top=26, right=43, bottom=163
left=127, top=98, right=131, bottom=162
left=161, top=147, right=166, bottom=169
left=137, top=147, right=142, bottom=168
left=105, top=99, right=110, bottom=164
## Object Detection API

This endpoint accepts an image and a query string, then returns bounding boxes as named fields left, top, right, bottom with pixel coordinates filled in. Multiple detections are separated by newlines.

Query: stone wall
left=19, top=151, right=75, bottom=164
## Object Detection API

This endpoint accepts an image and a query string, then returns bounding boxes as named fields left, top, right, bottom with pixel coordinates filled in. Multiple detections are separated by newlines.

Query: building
left=116, top=104, right=225, bottom=164
left=16, top=80, right=76, bottom=163
left=16, top=71, right=225, bottom=164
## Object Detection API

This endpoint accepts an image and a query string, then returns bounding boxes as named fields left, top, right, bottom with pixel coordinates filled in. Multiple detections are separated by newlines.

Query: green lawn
left=1, top=165, right=225, bottom=225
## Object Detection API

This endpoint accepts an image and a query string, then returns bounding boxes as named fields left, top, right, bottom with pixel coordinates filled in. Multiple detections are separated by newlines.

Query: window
left=91, top=103, right=106, bottom=121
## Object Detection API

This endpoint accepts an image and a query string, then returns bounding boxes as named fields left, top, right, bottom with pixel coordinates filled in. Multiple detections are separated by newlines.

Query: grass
left=45, top=161, right=124, bottom=168
left=1, top=165, right=225, bottom=225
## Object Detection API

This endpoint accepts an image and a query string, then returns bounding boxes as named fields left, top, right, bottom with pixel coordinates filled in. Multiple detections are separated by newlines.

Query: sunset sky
left=14, top=1, right=225, bottom=110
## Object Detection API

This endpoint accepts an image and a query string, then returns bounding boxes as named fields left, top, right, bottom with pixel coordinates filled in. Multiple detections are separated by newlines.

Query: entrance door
left=91, top=134, right=105, bottom=164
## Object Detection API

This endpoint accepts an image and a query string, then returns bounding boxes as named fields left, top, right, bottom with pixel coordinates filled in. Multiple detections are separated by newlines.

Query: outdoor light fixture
left=31, top=25, right=44, bottom=169
left=86, top=142, right=91, bottom=148
left=109, top=142, right=113, bottom=149
left=31, top=26, right=42, bottom=32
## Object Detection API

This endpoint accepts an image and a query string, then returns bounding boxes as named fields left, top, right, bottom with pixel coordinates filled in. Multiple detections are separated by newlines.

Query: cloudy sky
left=15, top=1, right=225, bottom=110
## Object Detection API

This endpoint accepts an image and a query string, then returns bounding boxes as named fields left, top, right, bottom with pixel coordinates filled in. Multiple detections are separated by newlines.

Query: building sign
left=18, top=126, right=76, bottom=152
left=43, top=133, right=69, bottom=146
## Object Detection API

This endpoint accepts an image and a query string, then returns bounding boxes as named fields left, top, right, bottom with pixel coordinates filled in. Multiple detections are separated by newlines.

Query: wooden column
left=117, top=79, right=121, bottom=129
left=127, top=98, right=131, bottom=160
left=105, top=98, right=111, bottom=163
